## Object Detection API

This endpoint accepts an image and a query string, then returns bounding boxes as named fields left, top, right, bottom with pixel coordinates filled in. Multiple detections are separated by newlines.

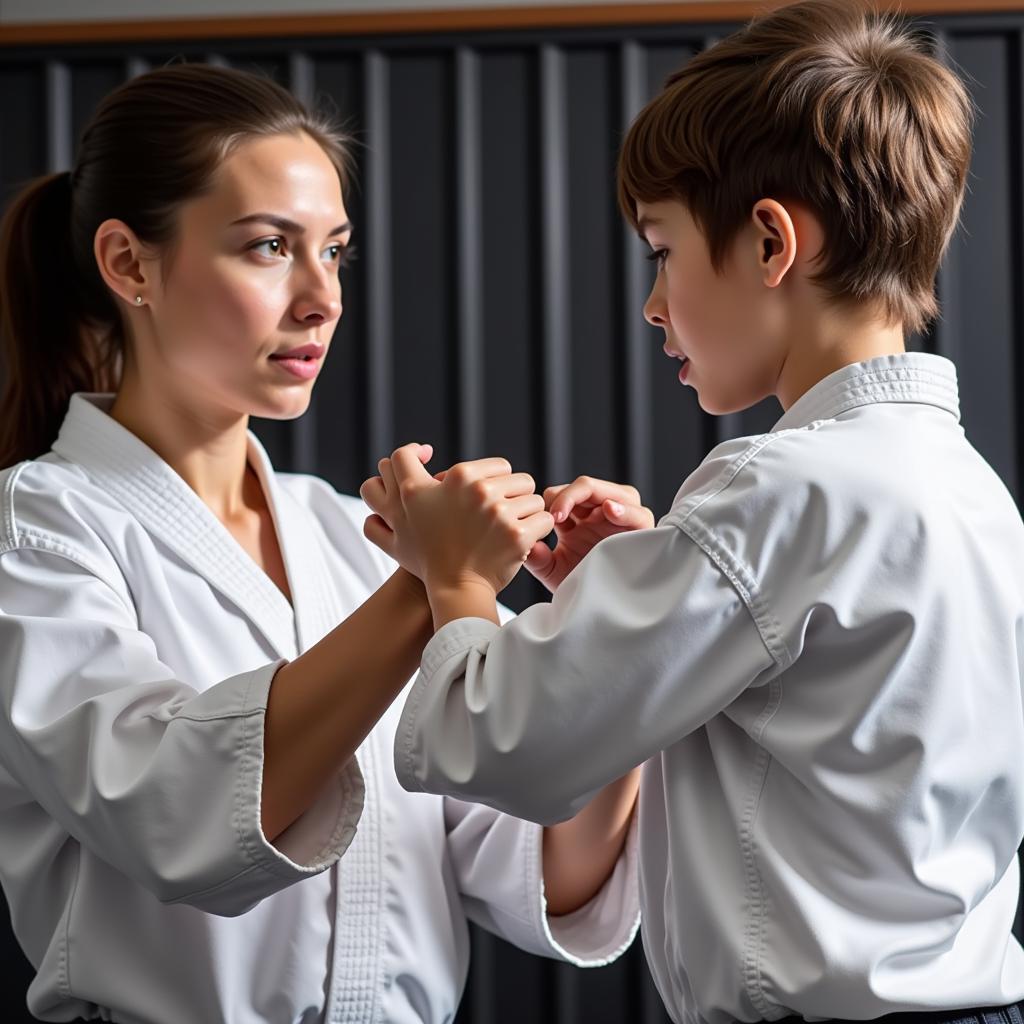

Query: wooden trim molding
left=3, top=0, right=1024, bottom=46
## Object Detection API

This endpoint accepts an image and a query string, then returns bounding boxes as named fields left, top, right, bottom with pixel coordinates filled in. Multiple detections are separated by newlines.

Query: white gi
left=394, top=353, right=1024, bottom=1024
left=0, top=391, right=640, bottom=1024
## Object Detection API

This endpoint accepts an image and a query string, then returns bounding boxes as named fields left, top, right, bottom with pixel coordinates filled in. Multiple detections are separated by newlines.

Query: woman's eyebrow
left=229, top=212, right=352, bottom=236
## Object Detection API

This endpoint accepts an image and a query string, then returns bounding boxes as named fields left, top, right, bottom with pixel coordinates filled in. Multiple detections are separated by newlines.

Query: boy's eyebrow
left=229, top=213, right=352, bottom=237
left=636, top=214, right=661, bottom=243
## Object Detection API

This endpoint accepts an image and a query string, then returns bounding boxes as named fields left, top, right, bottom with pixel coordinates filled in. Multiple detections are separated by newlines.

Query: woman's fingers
left=442, top=457, right=514, bottom=485
left=521, top=510, right=557, bottom=549
left=362, top=513, right=396, bottom=555
left=377, top=457, right=398, bottom=496
left=500, top=473, right=538, bottom=499
left=503, top=493, right=548, bottom=521
left=391, top=444, right=437, bottom=488
left=360, top=474, right=388, bottom=515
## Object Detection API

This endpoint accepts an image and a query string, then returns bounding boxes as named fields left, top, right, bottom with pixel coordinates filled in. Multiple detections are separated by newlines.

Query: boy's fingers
left=524, top=539, right=555, bottom=575
left=542, top=483, right=568, bottom=508
left=548, top=477, right=640, bottom=524
left=602, top=499, right=655, bottom=531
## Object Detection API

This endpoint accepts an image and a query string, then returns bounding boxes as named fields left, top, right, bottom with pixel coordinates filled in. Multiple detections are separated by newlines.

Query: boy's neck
left=774, top=312, right=906, bottom=412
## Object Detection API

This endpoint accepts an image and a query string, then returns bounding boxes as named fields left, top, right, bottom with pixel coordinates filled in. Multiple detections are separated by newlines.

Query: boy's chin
left=694, top=389, right=757, bottom=417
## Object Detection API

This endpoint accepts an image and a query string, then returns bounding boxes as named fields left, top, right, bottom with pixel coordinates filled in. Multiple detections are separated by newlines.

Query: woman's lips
left=269, top=354, right=321, bottom=381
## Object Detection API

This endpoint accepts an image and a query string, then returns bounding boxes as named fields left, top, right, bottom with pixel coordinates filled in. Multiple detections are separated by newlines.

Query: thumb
left=363, top=513, right=396, bottom=556
left=392, top=443, right=434, bottom=486
left=524, top=539, right=555, bottom=576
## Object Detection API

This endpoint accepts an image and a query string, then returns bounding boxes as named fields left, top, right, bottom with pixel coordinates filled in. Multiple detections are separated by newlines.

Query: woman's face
left=142, top=131, right=350, bottom=422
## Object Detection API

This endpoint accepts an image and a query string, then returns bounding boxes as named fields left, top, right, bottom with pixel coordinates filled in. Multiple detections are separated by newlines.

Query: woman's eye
left=251, top=237, right=286, bottom=258
left=327, top=243, right=357, bottom=269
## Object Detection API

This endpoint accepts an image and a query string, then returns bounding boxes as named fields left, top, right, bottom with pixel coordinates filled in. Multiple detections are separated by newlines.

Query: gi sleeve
left=0, top=542, right=364, bottom=917
left=395, top=521, right=788, bottom=824
left=444, top=795, right=640, bottom=966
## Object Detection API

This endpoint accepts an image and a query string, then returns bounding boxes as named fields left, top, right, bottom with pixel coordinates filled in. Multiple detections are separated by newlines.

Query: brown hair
left=617, top=0, right=974, bottom=334
left=0, top=63, right=351, bottom=468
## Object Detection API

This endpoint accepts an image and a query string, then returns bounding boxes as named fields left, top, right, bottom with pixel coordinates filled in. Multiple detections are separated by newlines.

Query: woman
left=0, top=64, right=641, bottom=1023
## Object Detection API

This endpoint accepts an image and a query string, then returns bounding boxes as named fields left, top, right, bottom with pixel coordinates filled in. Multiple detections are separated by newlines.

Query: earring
left=134, top=295, right=143, bottom=305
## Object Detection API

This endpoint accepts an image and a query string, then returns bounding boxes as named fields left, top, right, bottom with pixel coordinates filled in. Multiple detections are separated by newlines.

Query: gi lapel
left=245, top=434, right=344, bottom=654
left=52, top=393, right=298, bottom=661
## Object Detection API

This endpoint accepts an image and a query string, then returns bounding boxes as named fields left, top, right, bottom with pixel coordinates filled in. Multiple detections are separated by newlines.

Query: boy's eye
left=646, top=249, right=668, bottom=270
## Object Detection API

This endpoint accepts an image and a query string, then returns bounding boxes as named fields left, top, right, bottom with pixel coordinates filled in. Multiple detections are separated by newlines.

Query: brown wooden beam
left=2, top=1, right=1023, bottom=47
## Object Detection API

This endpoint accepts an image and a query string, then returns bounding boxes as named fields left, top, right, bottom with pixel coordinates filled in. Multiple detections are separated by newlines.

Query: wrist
left=391, top=566, right=428, bottom=601
left=426, top=572, right=499, bottom=630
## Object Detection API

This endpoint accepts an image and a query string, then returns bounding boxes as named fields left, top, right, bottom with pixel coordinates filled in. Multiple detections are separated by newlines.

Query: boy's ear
left=750, top=199, right=797, bottom=289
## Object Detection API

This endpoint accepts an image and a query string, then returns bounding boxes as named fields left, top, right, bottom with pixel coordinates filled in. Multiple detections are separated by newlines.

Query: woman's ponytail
left=0, top=170, right=120, bottom=468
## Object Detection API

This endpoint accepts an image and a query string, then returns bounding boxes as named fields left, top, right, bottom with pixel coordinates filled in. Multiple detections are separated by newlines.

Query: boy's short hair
left=617, top=0, right=974, bottom=335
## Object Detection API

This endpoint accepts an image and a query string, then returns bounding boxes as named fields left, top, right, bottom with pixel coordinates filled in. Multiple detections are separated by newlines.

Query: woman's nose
left=293, top=262, right=342, bottom=324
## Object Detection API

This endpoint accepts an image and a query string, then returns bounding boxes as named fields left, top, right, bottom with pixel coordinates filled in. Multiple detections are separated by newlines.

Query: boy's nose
left=643, top=289, right=668, bottom=327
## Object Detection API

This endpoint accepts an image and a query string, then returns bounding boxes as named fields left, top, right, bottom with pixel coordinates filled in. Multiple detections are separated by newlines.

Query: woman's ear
left=751, top=199, right=797, bottom=289
left=93, top=218, right=153, bottom=308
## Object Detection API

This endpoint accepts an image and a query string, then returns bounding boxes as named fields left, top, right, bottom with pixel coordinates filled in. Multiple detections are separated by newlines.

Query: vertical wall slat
left=45, top=60, right=71, bottom=173
left=287, top=49, right=320, bottom=474
left=619, top=39, right=654, bottom=503
left=539, top=43, right=571, bottom=486
left=364, top=48, right=394, bottom=461
left=1016, top=30, right=1024, bottom=519
left=455, top=46, right=485, bottom=460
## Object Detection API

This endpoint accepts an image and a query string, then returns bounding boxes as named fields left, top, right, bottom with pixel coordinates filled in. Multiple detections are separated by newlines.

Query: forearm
left=541, top=767, right=641, bottom=916
left=261, top=569, right=433, bottom=842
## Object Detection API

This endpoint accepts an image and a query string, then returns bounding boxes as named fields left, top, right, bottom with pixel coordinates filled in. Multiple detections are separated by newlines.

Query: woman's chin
left=253, top=389, right=314, bottom=421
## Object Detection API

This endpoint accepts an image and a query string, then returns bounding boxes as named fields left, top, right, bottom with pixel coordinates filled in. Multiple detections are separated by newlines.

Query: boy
left=361, top=1, right=1024, bottom=1021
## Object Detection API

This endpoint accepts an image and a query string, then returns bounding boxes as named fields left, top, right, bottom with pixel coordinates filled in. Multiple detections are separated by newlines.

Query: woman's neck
left=108, top=381, right=256, bottom=523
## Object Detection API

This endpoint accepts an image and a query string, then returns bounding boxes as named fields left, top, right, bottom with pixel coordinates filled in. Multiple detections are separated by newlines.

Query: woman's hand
left=526, top=476, right=654, bottom=593
left=360, top=444, right=555, bottom=597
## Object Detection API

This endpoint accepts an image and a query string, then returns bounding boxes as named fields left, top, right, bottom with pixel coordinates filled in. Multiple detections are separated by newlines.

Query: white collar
left=772, top=352, right=961, bottom=433
left=51, top=393, right=339, bottom=659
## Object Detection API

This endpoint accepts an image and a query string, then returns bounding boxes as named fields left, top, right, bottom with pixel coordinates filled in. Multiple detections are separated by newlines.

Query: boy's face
left=638, top=198, right=785, bottom=416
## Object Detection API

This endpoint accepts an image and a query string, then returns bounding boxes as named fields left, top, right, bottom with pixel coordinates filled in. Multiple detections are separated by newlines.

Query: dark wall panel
left=3, top=11, right=1024, bottom=1023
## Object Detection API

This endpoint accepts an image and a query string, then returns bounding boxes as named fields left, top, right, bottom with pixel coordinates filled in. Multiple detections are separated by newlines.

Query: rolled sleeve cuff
left=167, top=657, right=365, bottom=914
left=397, top=617, right=501, bottom=794
left=537, top=811, right=642, bottom=967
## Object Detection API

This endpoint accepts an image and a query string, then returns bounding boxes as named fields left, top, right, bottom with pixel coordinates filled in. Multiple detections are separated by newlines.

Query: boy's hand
left=525, top=476, right=654, bottom=593
left=360, top=444, right=555, bottom=596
